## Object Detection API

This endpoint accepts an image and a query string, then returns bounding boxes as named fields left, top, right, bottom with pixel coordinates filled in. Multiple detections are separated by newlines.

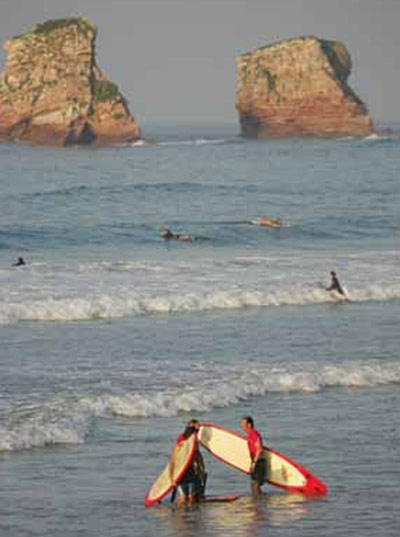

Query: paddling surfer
left=250, top=216, right=282, bottom=228
left=160, top=227, right=192, bottom=242
left=241, top=416, right=266, bottom=496
left=169, top=420, right=206, bottom=506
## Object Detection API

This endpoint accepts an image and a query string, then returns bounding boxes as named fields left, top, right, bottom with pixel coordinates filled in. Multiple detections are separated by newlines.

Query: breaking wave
left=1, top=283, right=400, bottom=325
left=1, top=360, right=399, bottom=452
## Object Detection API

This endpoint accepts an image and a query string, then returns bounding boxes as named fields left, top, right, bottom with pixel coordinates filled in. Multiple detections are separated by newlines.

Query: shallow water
left=0, top=127, right=399, bottom=536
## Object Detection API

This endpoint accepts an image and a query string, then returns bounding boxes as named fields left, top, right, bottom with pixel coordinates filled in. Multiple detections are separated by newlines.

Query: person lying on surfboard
left=160, top=227, right=192, bottom=242
left=169, top=420, right=206, bottom=506
left=240, top=416, right=266, bottom=496
left=326, top=270, right=345, bottom=296
left=250, top=216, right=282, bottom=228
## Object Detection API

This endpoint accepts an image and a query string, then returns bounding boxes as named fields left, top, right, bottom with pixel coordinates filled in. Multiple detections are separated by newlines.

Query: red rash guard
left=247, top=429, right=263, bottom=460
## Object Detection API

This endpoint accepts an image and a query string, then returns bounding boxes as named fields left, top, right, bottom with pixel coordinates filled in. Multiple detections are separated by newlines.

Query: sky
left=0, top=0, right=399, bottom=128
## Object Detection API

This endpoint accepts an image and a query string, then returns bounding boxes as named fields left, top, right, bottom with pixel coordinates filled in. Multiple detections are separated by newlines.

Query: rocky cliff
left=0, top=18, right=141, bottom=146
left=236, top=36, right=372, bottom=138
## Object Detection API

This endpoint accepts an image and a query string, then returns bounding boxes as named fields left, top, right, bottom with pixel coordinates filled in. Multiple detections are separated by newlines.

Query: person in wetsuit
left=12, top=257, right=26, bottom=266
left=326, top=270, right=345, bottom=296
left=160, top=227, right=192, bottom=242
left=169, top=420, right=206, bottom=506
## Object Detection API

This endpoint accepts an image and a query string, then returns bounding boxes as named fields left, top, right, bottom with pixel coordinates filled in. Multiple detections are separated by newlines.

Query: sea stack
left=0, top=17, right=141, bottom=146
left=236, top=36, right=372, bottom=138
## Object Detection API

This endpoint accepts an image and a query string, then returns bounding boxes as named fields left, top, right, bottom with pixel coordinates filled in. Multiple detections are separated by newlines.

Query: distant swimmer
left=326, top=270, right=345, bottom=296
left=12, top=257, right=26, bottom=266
left=251, top=216, right=282, bottom=228
left=160, top=227, right=192, bottom=242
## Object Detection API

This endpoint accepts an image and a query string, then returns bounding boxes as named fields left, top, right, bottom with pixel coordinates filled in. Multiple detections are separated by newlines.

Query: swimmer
left=160, top=227, right=192, bottom=242
left=251, top=216, right=282, bottom=228
left=12, top=257, right=26, bottom=266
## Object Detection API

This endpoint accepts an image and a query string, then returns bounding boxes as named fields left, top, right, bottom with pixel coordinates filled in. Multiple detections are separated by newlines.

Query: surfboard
left=145, top=435, right=197, bottom=508
left=198, top=423, right=327, bottom=496
left=202, top=495, right=240, bottom=503
left=329, top=287, right=350, bottom=302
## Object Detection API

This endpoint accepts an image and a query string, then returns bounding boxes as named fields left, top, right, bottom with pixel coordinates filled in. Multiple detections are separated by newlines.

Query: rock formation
left=236, top=36, right=372, bottom=138
left=0, top=17, right=141, bottom=146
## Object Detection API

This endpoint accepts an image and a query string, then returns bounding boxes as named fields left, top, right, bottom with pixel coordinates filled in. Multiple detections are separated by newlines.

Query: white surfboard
left=329, top=286, right=350, bottom=302
left=145, top=435, right=197, bottom=507
left=198, top=423, right=327, bottom=495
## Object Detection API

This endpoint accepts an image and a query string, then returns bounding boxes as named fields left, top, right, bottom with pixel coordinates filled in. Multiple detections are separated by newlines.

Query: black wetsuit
left=327, top=275, right=344, bottom=296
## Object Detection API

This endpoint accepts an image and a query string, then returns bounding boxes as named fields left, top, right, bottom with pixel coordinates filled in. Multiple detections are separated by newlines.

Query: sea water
left=0, top=127, right=399, bottom=537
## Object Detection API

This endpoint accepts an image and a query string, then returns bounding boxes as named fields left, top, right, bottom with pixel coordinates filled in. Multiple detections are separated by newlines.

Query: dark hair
left=242, top=416, right=254, bottom=428
left=182, top=425, right=196, bottom=439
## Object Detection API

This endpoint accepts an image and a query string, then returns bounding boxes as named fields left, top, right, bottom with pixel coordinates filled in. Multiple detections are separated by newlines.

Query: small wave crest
left=0, top=414, right=87, bottom=452
left=1, top=283, right=400, bottom=325
left=1, top=361, right=399, bottom=452
left=157, top=138, right=228, bottom=147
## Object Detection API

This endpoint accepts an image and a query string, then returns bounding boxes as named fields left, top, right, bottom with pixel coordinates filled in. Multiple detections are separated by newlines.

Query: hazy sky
left=0, top=0, right=399, bottom=128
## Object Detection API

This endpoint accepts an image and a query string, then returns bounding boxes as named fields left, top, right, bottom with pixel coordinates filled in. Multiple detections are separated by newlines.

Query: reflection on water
left=152, top=493, right=318, bottom=537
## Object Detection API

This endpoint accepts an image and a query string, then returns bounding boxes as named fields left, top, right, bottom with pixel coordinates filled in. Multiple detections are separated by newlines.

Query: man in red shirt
left=241, top=416, right=266, bottom=496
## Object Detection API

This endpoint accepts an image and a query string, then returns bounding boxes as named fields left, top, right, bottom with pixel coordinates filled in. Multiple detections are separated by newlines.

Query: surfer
left=250, top=216, right=282, bottom=228
left=326, top=270, right=345, bottom=296
left=12, top=256, right=26, bottom=266
left=240, top=416, right=266, bottom=496
left=169, top=420, right=206, bottom=506
left=160, top=227, right=192, bottom=242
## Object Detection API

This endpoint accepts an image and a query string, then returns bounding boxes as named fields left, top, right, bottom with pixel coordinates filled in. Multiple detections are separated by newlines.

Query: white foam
left=1, top=282, right=400, bottom=325
left=157, top=138, right=227, bottom=147
left=0, top=415, right=87, bottom=452
left=1, top=361, right=399, bottom=451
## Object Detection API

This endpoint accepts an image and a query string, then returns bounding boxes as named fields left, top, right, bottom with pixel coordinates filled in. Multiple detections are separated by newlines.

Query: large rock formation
left=236, top=36, right=372, bottom=138
left=0, top=18, right=141, bottom=146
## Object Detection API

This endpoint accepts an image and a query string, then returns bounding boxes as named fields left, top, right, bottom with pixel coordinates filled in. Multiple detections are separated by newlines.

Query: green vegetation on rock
left=13, top=17, right=96, bottom=39
left=94, top=80, right=119, bottom=102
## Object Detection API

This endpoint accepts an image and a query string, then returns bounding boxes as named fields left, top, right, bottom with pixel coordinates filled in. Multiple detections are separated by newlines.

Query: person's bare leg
left=176, top=494, right=187, bottom=507
left=251, top=481, right=261, bottom=497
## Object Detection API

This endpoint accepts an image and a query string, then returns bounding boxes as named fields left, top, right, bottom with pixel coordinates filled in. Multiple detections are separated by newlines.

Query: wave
left=1, top=360, right=399, bottom=452
left=157, top=138, right=230, bottom=147
left=1, top=283, right=400, bottom=325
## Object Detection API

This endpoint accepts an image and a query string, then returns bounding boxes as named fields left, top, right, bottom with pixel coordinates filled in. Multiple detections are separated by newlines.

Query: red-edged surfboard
left=198, top=423, right=327, bottom=496
left=145, top=434, right=197, bottom=507
left=202, top=495, right=240, bottom=503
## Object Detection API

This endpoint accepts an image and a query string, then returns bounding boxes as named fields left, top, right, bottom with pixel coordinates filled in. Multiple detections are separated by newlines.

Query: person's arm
left=251, top=437, right=263, bottom=470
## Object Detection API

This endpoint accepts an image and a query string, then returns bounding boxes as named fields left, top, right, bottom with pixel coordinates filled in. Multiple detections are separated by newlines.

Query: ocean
left=0, top=126, right=399, bottom=537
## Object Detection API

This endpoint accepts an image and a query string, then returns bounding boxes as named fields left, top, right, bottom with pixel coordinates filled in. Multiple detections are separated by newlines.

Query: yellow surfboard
left=145, top=434, right=196, bottom=507
left=198, top=423, right=327, bottom=495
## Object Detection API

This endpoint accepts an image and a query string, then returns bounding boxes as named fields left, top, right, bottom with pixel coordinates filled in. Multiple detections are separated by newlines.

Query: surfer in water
left=250, top=216, right=282, bottom=228
left=326, top=270, right=345, bottom=296
left=12, top=256, right=26, bottom=266
left=169, top=420, right=206, bottom=506
left=160, top=227, right=192, bottom=242
left=241, top=416, right=266, bottom=496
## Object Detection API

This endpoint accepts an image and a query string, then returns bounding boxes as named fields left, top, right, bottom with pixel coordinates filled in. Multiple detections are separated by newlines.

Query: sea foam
left=1, top=283, right=400, bottom=325
left=1, top=361, right=399, bottom=452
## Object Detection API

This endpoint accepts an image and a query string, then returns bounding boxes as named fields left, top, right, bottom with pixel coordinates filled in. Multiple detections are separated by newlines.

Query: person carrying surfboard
left=169, top=420, right=206, bottom=506
left=240, top=416, right=266, bottom=496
